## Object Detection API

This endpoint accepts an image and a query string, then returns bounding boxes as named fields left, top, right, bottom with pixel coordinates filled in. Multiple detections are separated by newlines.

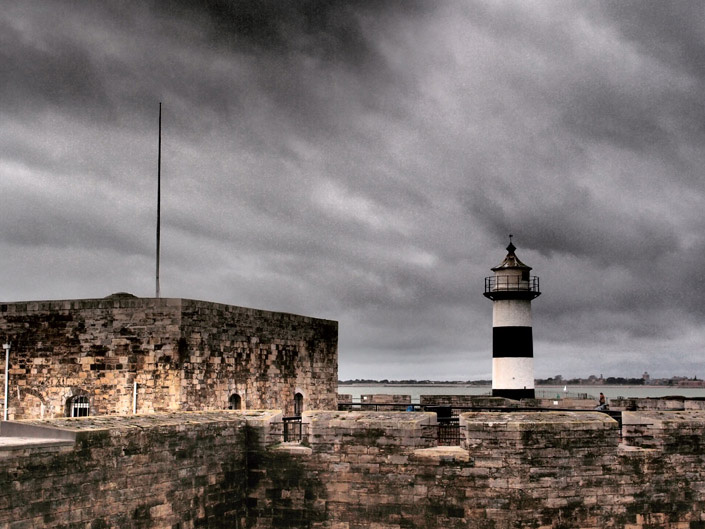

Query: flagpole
left=156, top=102, right=161, bottom=299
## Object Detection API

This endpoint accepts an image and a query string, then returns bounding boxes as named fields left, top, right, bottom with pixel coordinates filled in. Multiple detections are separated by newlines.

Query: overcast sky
left=2, top=1, right=704, bottom=380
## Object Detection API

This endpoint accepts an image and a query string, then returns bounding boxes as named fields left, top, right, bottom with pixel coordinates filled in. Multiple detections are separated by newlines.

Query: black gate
left=437, top=417, right=462, bottom=446
left=283, top=416, right=303, bottom=442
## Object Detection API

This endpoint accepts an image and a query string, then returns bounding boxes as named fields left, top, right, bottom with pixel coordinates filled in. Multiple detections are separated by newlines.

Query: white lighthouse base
left=492, top=357, right=535, bottom=400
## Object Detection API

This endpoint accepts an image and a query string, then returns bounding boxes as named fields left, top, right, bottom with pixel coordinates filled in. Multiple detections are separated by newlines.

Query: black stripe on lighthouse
left=493, top=388, right=534, bottom=399
left=492, top=327, right=533, bottom=358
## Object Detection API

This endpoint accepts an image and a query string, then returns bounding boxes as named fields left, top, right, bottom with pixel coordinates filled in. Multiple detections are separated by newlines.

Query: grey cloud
left=169, top=0, right=425, bottom=61
left=2, top=1, right=704, bottom=381
left=593, top=1, right=705, bottom=80
left=0, top=21, right=111, bottom=118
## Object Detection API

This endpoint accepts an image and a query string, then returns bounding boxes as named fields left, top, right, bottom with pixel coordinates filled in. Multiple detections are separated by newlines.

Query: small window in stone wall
left=68, top=395, right=90, bottom=417
left=294, top=392, right=303, bottom=416
left=228, top=393, right=242, bottom=410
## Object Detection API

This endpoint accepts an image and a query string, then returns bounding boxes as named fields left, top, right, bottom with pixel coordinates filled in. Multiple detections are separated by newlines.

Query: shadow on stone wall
left=243, top=424, right=327, bottom=528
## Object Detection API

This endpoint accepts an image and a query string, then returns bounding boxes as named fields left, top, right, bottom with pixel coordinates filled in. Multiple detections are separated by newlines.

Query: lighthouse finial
left=507, top=234, right=516, bottom=254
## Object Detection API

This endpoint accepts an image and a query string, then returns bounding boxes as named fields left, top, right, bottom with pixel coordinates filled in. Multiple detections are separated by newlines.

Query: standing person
left=597, top=392, right=606, bottom=410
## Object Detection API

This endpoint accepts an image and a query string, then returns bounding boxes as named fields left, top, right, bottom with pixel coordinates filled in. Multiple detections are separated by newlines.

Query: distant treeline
left=537, top=376, right=646, bottom=386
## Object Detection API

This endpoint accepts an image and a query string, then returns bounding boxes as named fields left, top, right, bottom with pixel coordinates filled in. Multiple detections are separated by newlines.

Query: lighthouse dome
left=491, top=241, right=532, bottom=272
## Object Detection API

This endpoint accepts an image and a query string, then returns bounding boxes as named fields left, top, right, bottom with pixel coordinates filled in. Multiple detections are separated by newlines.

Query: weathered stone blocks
left=4, top=410, right=705, bottom=527
left=0, top=411, right=285, bottom=528
left=0, top=297, right=337, bottom=419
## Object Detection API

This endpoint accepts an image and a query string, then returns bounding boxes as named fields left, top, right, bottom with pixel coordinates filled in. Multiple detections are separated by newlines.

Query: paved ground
left=0, top=436, right=74, bottom=450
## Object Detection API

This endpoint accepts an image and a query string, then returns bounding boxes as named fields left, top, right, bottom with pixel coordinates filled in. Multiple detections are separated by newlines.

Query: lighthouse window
left=521, top=270, right=529, bottom=281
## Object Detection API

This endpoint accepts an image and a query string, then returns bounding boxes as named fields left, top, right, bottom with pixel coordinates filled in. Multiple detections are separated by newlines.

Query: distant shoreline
left=338, top=383, right=680, bottom=388
left=338, top=383, right=487, bottom=387
left=336, top=383, right=705, bottom=400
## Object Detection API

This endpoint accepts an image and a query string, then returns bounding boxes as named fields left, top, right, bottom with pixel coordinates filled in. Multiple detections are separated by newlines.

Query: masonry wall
left=0, top=297, right=338, bottom=419
left=178, top=299, right=338, bottom=415
left=0, top=298, right=183, bottom=419
left=249, top=410, right=705, bottom=528
left=360, top=394, right=411, bottom=404
left=608, top=396, right=705, bottom=411
left=420, top=394, right=519, bottom=408
left=4, top=410, right=705, bottom=528
left=0, top=411, right=271, bottom=529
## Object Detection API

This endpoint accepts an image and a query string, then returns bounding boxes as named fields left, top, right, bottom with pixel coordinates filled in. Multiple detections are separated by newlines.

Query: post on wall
left=3, top=342, right=10, bottom=421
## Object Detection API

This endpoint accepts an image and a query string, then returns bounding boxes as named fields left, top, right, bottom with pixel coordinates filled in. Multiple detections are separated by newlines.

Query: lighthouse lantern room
left=483, top=237, right=541, bottom=400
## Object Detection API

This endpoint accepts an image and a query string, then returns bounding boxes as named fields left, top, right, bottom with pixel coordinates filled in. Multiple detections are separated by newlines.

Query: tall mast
left=156, top=102, right=162, bottom=298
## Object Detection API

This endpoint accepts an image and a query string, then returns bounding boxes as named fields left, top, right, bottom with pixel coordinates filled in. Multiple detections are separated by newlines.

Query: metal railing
left=437, top=418, right=462, bottom=446
left=338, top=402, right=421, bottom=411
left=484, top=275, right=540, bottom=294
left=283, top=416, right=303, bottom=442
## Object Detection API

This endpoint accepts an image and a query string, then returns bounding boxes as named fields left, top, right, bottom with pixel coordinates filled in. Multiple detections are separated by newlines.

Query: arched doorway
left=294, top=392, right=303, bottom=417
left=9, top=390, right=46, bottom=420
left=228, top=393, right=242, bottom=410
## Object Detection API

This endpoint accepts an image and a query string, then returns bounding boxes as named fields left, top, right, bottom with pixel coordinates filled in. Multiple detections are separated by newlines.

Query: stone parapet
left=337, top=393, right=352, bottom=404
left=360, top=394, right=411, bottom=403
left=0, top=410, right=279, bottom=528
left=685, top=399, right=705, bottom=410
left=4, top=410, right=705, bottom=528
left=610, top=396, right=687, bottom=411
left=533, top=397, right=598, bottom=409
left=420, top=394, right=520, bottom=409
left=249, top=410, right=705, bottom=528
left=303, top=410, right=437, bottom=450
left=622, top=410, right=705, bottom=451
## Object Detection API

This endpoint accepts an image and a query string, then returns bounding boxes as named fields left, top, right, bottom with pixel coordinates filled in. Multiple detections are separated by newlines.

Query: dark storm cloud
left=174, top=0, right=386, bottom=60
left=142, top=0, right=428, bottom=143
left=0, top=15, right=110, bottom=116
left=2, top=1, right=705, bottom=380
left=465, top=183, right=681, bottom=267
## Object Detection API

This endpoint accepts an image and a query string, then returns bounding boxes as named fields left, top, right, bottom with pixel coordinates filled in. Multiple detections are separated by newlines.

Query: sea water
left=338, top=384, right=705, bottom=402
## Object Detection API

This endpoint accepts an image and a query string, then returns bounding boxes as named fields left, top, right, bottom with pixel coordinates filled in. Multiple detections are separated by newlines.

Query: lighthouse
left=483, top=237, right=540, bottom=399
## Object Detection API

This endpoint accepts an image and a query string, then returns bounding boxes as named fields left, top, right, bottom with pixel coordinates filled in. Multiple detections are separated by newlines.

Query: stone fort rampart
left=0, top=297, right=338, bottom=419
left=3, top=409, right=705, bottom=528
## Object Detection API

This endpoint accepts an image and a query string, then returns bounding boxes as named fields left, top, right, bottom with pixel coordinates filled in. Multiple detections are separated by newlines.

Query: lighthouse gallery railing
left=484, top=276, right=540, bottom=294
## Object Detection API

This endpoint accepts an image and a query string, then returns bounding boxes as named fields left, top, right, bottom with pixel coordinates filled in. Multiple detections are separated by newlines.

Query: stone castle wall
left=420, top=394, right=519, bottom=408
left=177, top=299, right=338, bottom=414
left=611, top=396, right=705, bottom=411
left=360, top=394, right=411, bottom=404
left=0, top=297, right=337, bottom=419
left=4, top=410, right=705, bottom=528
left=0, top=411, right=265, bottom=528
left=250, top=410, right=705, bottom=528
left=350, top=394, right=597, bottom=411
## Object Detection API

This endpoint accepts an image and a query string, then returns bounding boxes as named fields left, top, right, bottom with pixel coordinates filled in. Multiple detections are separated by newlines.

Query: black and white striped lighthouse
left=483, top=237, right=541, bottom=400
